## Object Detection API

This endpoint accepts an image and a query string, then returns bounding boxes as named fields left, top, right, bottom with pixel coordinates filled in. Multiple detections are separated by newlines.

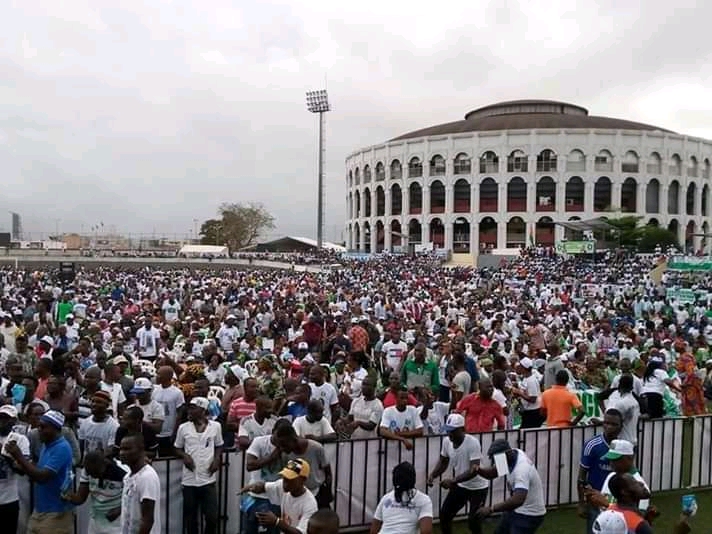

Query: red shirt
left=457, top=394, right=506, bottom=433
left=382, top=390, right=418, bottom=408
left=348, top=325, right=370, bottom=353
left=228, top=397, right=256, bottom=423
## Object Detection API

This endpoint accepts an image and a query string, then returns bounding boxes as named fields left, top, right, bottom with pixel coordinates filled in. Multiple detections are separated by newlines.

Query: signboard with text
left=555, top=240, right=595, bottom=254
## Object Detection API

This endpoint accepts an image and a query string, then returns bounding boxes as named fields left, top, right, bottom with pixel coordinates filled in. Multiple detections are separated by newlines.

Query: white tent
left=179, top=244, right=229, bottom=257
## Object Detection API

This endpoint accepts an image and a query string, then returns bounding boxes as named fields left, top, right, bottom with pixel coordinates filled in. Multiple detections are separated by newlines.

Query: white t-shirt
left=380, top=406, right=423, bottom=433
left=600, top=469, right=650, bottom=512
left=373, top=489, right=433, bottom=534
left=263, top=480, right=318, bottom=534
left=382, top=340, right=409, bottom=373
left=151, top=385, right=185, bottom=437
left=441, top=434, right=488, bottom=490
left=519, top=375, right=541, bottom=410
left=452, top=371, right=471, bottom=395
left=506, top=449, right=546, bottom=516
left=416, top=401, right=450, bottom=435
left=121, top=464, right=161, bottom=534
left=174, top=420, right=224, bottom=486
left=641, top=369, right=669, bottom=395
left=162, top=300, right=181, bottom=322
left=349, top=396, right=384, bottom=439
left=101, top=382, right=126, bottom=419
left=137, top=400, right=165, bottom=425
left=216, top=325, right=239, bottom=352
left=136, top=327, right=161, bottom=358
left=309, top=382, right=339, bottom=421
left=293, top=416, right=335, bottom=438
left=238, top=415, right=277, bottom=442
left=605, top=391, right=640, bottom=445
left=78, top=416, right=120, bottom=454
left=0, top=431, right=30, bottom=504
left=610, top=374, right=643, bottom=396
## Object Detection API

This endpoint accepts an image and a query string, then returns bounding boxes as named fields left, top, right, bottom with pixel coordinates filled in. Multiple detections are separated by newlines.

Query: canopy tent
left=179, top=244, right=229, bottom=257
left=245, top=236, right=346, bottom=253
left=553, top=217, right=616, bottom=232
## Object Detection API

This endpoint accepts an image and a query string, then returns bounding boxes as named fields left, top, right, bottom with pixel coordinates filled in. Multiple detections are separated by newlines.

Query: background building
left=344, top=99, right=712, bottom=262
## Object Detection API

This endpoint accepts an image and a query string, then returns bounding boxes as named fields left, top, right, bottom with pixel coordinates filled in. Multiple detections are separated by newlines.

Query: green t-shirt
left=57, top=301, right=74, bottom=324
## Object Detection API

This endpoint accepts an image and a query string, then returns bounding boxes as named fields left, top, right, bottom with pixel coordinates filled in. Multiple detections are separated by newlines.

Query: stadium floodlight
left=306, top=89, right=331, bottom=249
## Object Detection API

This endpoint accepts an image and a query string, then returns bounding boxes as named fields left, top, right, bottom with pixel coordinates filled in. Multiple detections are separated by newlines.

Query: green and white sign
left=667, top=255, right=712, bottom=271
left=555, top=241, right=595, bottom=254
left=666, top=288, right=697, bottom=303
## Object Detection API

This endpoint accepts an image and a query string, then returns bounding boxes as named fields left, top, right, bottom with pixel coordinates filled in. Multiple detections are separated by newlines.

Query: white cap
left=0, top=405, right=18, bottom=418
left=444, top=413, right=465, bottom=431
left=604, top=439, right=635, bottom=460
left=40, top=335, right=54, bottom=346
left=519, top=357, right=533, bottom=369
left=190, top=397, right=209, bottom=411
left=592, top=510, right=628, bottom=534
left=297, top=341, right=308, bottom=350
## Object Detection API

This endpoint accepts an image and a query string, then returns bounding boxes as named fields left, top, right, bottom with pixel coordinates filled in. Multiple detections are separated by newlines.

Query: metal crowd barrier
left=14, top=415, right=712, bottom=534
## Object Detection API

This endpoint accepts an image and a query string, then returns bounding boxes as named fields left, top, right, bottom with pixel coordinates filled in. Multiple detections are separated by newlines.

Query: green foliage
left=199, top=203, right=275, bottom=250
left=603, top=216, right=678, bottom=252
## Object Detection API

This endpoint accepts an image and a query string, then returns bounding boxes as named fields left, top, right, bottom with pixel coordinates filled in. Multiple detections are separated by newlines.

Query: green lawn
left=437, top=488, right=711, bottom=533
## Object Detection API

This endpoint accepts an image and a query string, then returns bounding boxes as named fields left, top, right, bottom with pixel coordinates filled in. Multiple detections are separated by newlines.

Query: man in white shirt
left=308, top=366, right=339, bottom=425
left=161, top=296, right=181, bottom=323
left=476, top=439, right=546, bottom=533
left=118, top=434, right=161, bottom=534
left=240, top=458, right=318, bottom=534
left=602, top=375, right=640, bottom=446
left=215, top=316, right=240, bottom=357
left=293, top=400, right=337, bottom=443
left=174, top=397, right=224, bottom=534
left=514, top=357, right=543, bottom=429
left=152, top=366, right=185, bottom=456
left=427, top=413, right=489, bottom=534
left=130, top=377, right=164, bottom=434
left=0, top=405, right=30, bottom=534
left=379, top=388, right=424, bottom=450
left=136, top=316, right=161, bottom=360
left=381, top=331, right=408, bottom=374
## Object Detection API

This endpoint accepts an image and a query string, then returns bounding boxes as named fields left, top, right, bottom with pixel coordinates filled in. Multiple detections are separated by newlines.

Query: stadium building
left=344, top=99, right=712, bottom=261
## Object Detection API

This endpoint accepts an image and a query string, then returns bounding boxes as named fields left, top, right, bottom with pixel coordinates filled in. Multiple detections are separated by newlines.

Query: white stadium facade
left=344, top=99, right=712, bottom=261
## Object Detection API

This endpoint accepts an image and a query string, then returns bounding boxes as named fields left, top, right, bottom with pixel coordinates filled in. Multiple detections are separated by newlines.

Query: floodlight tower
left=305, top=89, right=330, bottom=249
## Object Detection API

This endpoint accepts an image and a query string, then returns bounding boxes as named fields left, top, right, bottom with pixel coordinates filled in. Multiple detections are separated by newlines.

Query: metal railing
left=15, top=415, right=712, bottom=534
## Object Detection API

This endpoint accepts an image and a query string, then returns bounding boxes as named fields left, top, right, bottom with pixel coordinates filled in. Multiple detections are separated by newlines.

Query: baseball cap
left=487, top=439, right=512, bottom=457
left=130, top=377, right=154, bottom=394
left=444, top=413, right=465, bottom=432
left=112, top=355, right=129, bottom=365
left=0, top=405, right=18, bottom=418
left=92, top=391, right=112, bottom=404
left=519, top=357, right=533, bottom=369
left=66, top=314, right=74, bottom=319
left=40, top=410, right=65, bottom=429
left=604, top=439, right=635, bottom=460
left=297, top=341, right=309, bottom=350
left=190, top=397, right=210, bottom=411
left=592, top=509, right=628, bottom=534
left=280, top=458, right=311, bottom=480
left=40, top=335, right=54, bottom=346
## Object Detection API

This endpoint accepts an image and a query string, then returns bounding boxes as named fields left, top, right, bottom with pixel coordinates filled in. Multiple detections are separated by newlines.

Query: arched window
left=429, top=155, right=446, bottom=176
left=566, top=150, right=586, bottom=172
left=363, top=165, right=372, bottom=182
left=453, top=153, right=471, bottom=175
left=354, top=167, right=360, bottom=185
left=646, top=152, right=662, bottom=174
left=375, top=162, right=385, bottom=181
left=536, top=149, right=557, bottom=172
left=595, top=150, right=613, bottom=172
left=408, top=157, right=422, bottom=178
left=390, top=159, right=402, bottom=179
left=479, top=151, right=499, bottom=173
left=622, top=151, right=639, bottom=173
left=688, top=156, right=699, bottom=178
left=669, top=154, right=682, bottom=176
left=507, top=150, right=528, bottom=172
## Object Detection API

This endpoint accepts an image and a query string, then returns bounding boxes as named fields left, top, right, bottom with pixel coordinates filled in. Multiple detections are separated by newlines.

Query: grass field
left=436, top=488, right=711, bottom=533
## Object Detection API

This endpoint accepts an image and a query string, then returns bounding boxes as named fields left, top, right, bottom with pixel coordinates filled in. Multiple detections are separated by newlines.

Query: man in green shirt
left=401, top=343, right=439, bottom=395
left=56, top=294, right=74, bottom=325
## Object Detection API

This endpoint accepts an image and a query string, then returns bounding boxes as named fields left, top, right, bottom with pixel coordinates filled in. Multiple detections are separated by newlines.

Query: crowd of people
left=0, top=247, right=707, bottom=533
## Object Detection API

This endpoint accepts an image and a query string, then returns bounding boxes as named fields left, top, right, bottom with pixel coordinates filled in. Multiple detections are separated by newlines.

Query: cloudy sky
left=2, top=0, right=712, bottom=242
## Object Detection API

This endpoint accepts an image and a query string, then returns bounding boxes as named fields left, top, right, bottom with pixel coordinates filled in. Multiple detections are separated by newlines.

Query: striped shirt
left=228, top=397, right=256, bottom=424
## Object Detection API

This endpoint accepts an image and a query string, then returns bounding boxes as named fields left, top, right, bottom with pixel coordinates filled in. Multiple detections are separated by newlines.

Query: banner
left=667, top=255, right=712, bottom=271
left=666, top=288, right=697, bottom=303
left=555, top=240, right=594, bottom=254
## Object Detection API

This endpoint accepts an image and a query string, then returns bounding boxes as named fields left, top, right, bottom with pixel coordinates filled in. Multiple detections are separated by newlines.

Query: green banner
left=667, top=255, right=712, bottom=271
left=555, top=241, right=595, bottom=254
left=666, top=288, right=698, bottom=303
left=578, top=390, right=601, bottom=421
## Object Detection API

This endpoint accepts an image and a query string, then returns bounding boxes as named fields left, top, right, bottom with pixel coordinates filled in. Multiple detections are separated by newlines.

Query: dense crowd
left=0, top=249, right=707, bottom=534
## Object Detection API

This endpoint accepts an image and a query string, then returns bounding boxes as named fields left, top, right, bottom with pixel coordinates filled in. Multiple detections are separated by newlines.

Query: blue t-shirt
left=580, top=434, right=612, bottom=491
left=35, top=435, right=74, bottom=513
left=288, top=402, right=308, bottom=419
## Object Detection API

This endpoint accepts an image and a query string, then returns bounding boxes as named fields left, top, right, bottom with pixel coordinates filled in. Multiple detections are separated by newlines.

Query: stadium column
left=370, top=222, right=377, bottom=253
left=384, top=222, right=392, bottom=252
left=584, top=181, right=594, bottom=213
left=422, top=185, right=431, bottom=214
left=636, top=181, right=645, bottom=213
left=444, top=220, right=453, bottom=253
left=470, top=224, right=479, bottom=259
left=497, top=221, right=506, bottom=249
left=612, top=181, right=622, bottom=211
left=527, top=181, right=536, bottom=214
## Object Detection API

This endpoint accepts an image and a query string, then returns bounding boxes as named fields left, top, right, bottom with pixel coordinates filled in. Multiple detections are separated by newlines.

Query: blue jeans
left=493, top=511, right=545, bottom=534
left=586, top=505, right=600, bottom=534
left=241, top=497, right=281, bottom=534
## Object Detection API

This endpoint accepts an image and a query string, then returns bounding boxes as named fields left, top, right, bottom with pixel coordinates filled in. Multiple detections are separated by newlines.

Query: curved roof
left=390, top=99, right=675, bottom=141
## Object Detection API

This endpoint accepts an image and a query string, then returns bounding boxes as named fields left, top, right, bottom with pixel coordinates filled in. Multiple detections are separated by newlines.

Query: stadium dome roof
left=390, top=99, right=675, bottom=141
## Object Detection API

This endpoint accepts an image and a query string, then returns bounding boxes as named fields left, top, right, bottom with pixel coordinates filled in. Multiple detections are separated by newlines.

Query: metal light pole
left=306, top=89, right=330, bottom=249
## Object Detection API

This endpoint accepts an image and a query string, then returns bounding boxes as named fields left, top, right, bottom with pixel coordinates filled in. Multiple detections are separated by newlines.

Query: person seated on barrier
left=307, top=508, right=340, bottom=534
left=240, top=458, right=318, bottom=534
left=370, top=461, right=433, bottom=534
left=378, top=387, right=423, bottom=451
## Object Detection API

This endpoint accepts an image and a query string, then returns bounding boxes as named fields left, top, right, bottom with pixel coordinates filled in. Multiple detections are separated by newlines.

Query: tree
left=636, top=226, right=678, bottom=252
left=199, top=203, right=275, bottom=250
left=603, top=216, right=678, bottom=252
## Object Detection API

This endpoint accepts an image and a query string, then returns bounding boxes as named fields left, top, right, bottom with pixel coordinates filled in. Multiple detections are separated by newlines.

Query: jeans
left=183, top=484, right=219, bottom=534
left=439, top=486, right=488, bottom=534
left=493, top=511, right=545, bottom=534
left=0, top=500, right=19, bottom=534
left=586, top=504, right=600, bottom=534
left=241, top=497, right=281, bottom=534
